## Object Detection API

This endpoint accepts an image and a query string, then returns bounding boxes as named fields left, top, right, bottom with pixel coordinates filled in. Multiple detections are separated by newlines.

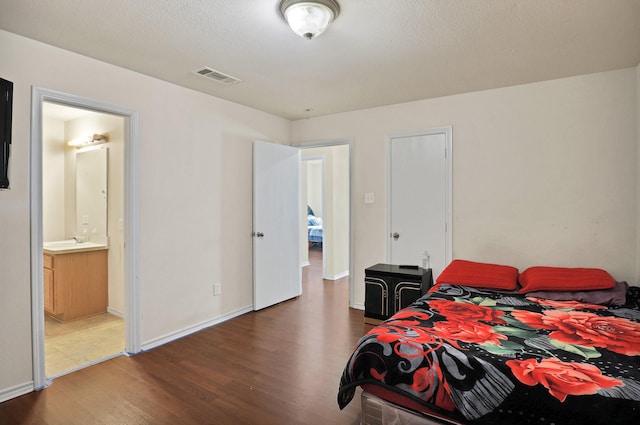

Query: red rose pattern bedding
left=338, top=284, right=640, bottom=424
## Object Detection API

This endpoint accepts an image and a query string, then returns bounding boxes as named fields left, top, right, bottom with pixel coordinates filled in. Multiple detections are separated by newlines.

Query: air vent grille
left=194, top=67, right=241, bottom=85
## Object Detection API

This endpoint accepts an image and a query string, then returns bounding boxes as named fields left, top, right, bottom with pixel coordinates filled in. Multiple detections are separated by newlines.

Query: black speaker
left=0, top=77, right=13, bottom=189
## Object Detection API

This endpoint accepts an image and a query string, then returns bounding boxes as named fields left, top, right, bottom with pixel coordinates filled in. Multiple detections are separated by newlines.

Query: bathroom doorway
left=30, top=88, right=140, bottom=389
left=41, top=102, right=125, bottom=377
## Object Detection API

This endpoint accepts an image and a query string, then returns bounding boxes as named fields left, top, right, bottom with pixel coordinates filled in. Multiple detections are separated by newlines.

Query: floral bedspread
left=338, top=284, right=640, bottom=424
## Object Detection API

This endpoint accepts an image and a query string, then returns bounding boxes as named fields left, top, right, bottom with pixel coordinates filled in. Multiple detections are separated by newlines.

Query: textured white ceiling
left=2, top=0, right=639, bottom=120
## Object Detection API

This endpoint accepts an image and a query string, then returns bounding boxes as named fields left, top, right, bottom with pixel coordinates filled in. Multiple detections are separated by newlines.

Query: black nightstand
left=364, top=264, right=433, bottom=325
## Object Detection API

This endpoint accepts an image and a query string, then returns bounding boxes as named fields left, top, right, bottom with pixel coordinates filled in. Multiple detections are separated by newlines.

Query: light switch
left=364, top=192, right=375, bottom=204
left=82, top=215, right=89, bottom=225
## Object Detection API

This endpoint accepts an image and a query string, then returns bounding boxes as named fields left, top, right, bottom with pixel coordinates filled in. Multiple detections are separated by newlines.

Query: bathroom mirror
left=76, top=147, right=107, bottom=240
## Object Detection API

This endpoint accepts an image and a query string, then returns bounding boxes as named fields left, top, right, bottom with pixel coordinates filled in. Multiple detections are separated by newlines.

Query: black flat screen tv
left=0, top=77, right=13, bottom=189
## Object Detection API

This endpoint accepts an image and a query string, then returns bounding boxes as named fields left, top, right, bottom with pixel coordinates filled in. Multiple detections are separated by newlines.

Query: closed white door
left=389, top=129, right=451, bottom=279
left=253, top=141, right=301, bottom=310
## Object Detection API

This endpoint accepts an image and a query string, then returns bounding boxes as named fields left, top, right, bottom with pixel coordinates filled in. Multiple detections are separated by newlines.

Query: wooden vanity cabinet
left=43, top=249, right=108, bottom=322
left=43, top=254, right=55, bottom=312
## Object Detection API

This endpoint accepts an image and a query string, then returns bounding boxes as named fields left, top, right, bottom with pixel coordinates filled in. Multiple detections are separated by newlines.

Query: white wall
left=306, top=159, right=323, bottom=217
left=328, top=144, right=350, bottom=278
left=0, top=30, right=290, bottom=399
left=300, top=160, right=308, bottom=266
left=42, top=117, right=65, bottom=241
left=292, top=68, right=639, bottom=307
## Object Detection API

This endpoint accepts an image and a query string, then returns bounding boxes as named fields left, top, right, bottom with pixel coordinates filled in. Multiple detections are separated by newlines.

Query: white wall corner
left=324, top=269, right=350, bottom=281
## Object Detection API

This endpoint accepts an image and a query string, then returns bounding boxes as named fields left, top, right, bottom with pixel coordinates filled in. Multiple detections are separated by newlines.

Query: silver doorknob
left=392, top=232, right=399, bottom=240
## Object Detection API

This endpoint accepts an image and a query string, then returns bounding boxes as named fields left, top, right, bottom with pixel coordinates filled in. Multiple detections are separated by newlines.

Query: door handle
left=255, top=232, right=264, bottom=238
left=392, top=232, right=399, bottom=240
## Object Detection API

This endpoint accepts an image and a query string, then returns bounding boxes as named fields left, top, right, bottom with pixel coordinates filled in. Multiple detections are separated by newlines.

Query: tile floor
left=44, top=312, right=125, bottom=377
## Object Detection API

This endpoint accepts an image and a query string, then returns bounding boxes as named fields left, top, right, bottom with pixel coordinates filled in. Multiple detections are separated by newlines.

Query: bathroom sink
left=43, top=240, right=107, bottom=252
left=43, top=240, right=81, bottom=248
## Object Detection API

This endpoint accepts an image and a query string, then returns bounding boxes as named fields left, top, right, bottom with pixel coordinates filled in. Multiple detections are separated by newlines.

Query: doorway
left=30, top=88, right=140, bottom=389
left=297, top=140, right=352, bottom=304
left=41, top=103, right=125, bottom=377
left=302, top=156, right=325, bottom=275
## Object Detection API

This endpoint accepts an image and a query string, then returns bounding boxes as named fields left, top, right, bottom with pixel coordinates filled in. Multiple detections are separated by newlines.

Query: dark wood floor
left=0, top=248, right=369, bottom=424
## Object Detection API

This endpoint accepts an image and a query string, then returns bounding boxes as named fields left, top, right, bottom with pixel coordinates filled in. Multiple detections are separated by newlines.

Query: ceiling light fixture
left=279, top=0, right=340, bottom=40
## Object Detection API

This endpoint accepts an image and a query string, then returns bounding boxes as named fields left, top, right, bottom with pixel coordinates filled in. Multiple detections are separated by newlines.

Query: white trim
left=107, top=306, right=124, bottom=318
left=29, top=89, right=45, bottom=390
left=123, top=106, right=141, bottom=355
left=351, top=303, right=364, bottom=311
left=0, top=381, right=34, bottom=404
left=141, top=305, right=253, bottom=352
left=386, top=126, right=453, bottom=267
left=324, top=269, right=350, bottom=281
left=300, top=260, right=310, bottom=267
left=295, top=138, right=354, bottom=307
left=30, top=87, right=141, bottom=391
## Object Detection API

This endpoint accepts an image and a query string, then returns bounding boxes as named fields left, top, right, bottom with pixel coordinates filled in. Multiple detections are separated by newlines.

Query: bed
left=338, top=260, right=640, bottom=424
left=307, top=205, right=323, bottom=247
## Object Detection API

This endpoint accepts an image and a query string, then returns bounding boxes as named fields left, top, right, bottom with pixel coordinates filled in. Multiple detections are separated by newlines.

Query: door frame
left=30, top=87, right=141, bottom=390
left=295, top=138, right=354, bottom=307
left=386, top=126, right=453, bottom=267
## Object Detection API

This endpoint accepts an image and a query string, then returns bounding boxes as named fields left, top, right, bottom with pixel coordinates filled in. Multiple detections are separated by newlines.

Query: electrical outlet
left=364, top=192, right=375, bottom=204
left=214, top=283, right=222, bottom=296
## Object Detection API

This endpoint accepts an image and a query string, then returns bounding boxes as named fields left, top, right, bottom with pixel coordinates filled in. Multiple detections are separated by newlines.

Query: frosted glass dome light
left=279, top=0, right=340, bottom=40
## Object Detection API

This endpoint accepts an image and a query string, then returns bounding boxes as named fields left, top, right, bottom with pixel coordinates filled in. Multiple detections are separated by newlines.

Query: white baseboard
left=323, top=270, right=350, bottom=281
left=0, top=381, right=34, bottom=403
left=107, top=306, right=124, bottom=318
left=351, top=303, right=365, bottom=310
left=141, top=305, right=253, bottom=352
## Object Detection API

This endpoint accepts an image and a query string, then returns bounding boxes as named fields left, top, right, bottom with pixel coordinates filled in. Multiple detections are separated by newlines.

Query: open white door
left=253, top=141, right=301, bottom=310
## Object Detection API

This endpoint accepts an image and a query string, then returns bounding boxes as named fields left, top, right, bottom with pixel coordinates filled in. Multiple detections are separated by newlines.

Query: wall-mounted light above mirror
left=68, top=133, right=109, bottom=148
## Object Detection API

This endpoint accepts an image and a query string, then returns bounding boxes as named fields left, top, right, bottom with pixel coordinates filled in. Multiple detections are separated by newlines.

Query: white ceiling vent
left=194, top=67, right=241, bottom=85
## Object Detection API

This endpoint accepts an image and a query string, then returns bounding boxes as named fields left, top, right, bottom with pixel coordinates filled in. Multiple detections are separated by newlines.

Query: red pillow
left=436, top=259, right=519, bottom=290
left=518, top=266, right=615, bottom=293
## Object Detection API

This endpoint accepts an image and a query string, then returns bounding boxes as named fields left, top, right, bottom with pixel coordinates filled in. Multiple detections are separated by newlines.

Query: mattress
left=361, top=391, right=462, bottom=425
